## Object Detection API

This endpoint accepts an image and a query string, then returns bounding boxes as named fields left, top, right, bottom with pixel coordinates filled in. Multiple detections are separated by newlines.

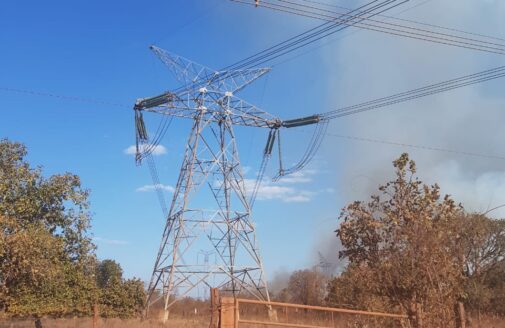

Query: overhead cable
left=226, top=0, right=406, bottom=70
left=320, top=65, right=505, bottom=119
left=232, top=0, right=505, bottom=56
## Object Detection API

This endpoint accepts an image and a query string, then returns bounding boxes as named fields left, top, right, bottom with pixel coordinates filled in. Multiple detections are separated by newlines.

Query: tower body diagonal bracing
left=135, top=47, right=278, bottom=319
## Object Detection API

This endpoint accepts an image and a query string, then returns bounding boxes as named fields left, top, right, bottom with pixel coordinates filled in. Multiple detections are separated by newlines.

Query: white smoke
left=321, top=0, right=505, bottom=218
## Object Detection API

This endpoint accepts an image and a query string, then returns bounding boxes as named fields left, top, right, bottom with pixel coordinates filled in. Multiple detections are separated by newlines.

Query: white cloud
left=242, top=166, right=252, bottom=175
left=124, top=144, right=167, bottom=156
left=93, top=237, right=128, bottom=246
left=136, top=184, right=175, bottom=193
left=234, top=166, right=332, bottom=203
left=243, top=177, right=323, bottom=203
left=277, top=170, right=315, bottom=184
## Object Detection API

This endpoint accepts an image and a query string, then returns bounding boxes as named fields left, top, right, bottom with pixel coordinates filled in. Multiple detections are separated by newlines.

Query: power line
left=226, top=0, right=407, bottom=70
left=269, top=0, right=437, bottom=67
left=304, top=131, right=505, bottom=161
left=0, top=86, right=129, bottom=108
left=165, top=0, right=404, bottom=96
left=233, top=0, right=505, bottom=56
left=3, top=66, right=505, bottom=162
left=320, top=65, right=505, bottom=119
left=300, top=0, right=505, bottom=44
left=264, top=0, right=505, bottom=53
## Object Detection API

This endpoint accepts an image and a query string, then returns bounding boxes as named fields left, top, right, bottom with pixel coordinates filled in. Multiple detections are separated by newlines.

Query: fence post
left=234, top=297, right=239, bottom=328
left=93, top=304, right=99, bottom=328
left=220, top=297, right=237, bottom=328
left=416, top=302, right=423, bottom=328
left=455, top=302, right=466, bottom=328
left=210, top=288, right=220, bottom=328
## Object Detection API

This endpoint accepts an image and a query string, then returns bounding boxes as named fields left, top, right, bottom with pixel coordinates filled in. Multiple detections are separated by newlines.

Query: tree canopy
left=329, top=153, right=505, bottom=327
left=0, top=139, right=144, bottom=318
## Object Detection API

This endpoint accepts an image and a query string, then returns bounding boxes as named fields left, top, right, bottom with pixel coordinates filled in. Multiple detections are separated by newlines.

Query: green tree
left=95, top=260, right=145, bottom=318
left=0, top=215, right=66, bottom=313
left=0, top=139, right=93, bottom=261
left=0, top=139, right=146, bottom=318
left=96, top=260, right=123, bottom=288
left=0, top=139, right=97, bottom=315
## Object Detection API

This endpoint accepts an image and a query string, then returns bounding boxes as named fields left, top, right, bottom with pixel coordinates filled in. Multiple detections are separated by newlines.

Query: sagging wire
left=274, top=119, right=329, bottom=181
left=250, top=128, right=278, bottom=207
left=135, top=108, right=174, bottom=164
left=135, top=110, right=149, bottom=164
left=135, top=109, right=169, bottom=217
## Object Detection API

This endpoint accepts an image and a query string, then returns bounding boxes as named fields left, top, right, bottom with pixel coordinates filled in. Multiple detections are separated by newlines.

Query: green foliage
left=94, top=260, right=145, bottom=318
left=96, top=260, right=123, bottom=288
left=0, top=216, right=67, bottom=313
left=0, top=139, right=93, bottom=261
left=0, top=139, right=145, bottom=318
left=99, top=278, right=145, bottom=318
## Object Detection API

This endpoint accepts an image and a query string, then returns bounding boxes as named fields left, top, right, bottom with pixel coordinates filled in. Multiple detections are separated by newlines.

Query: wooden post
left=210, top=288, right=220, bottom=328
left=234, top=297, right=239, bottom=328
left=416, top=302, right=423, bottom=328
left=220, top=297, right=237, bottom=328
left=455, top=302, right=466, bottom=328
left=93, top=304, right=99, bottom=328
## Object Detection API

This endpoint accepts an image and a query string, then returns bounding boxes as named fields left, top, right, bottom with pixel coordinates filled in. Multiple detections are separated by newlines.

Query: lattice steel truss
left=134, top=46, right=282, bottom=320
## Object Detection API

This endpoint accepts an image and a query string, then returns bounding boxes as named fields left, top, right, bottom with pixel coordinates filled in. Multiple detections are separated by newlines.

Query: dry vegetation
left=0, top=317, right=207, bottom=328
left=2, top=143, right=505, bottom=327
left=1, top=314, right=505, bottom=328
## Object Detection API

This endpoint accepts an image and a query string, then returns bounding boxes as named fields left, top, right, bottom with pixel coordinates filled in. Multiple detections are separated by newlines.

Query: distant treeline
left=0, top=139, right=144, bottom=318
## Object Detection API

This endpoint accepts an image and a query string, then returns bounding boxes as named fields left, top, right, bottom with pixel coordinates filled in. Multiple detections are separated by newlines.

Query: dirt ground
left=0, top=317, right=208, bottom=328
left=1, top=315, right=505, bottom=328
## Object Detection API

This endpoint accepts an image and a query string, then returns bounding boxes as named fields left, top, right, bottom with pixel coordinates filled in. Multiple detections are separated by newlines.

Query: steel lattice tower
left=134, top=46, right=287, bottom=320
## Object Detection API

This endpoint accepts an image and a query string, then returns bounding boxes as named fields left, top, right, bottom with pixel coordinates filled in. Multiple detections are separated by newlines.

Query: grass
left=1, top=314, right=505, bottom=327
left=0, top=316, right=208, bottom=328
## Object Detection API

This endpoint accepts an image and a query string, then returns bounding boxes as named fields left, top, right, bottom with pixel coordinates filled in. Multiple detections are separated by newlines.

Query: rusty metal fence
left=212, top=292, right=408, bottom=328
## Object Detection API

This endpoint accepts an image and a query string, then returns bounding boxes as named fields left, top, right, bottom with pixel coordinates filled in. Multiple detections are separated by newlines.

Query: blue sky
left=2, top=0, right=505, bottom=283
left=0, top=0, right=345, bottom=281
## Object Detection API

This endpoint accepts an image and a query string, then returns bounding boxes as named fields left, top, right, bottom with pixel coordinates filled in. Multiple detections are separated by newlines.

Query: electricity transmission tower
left=133, top=45, right=326, bottom=320
left=317, top=251, right=336, bottom=277
left=134, top=46, right=322, bottom=320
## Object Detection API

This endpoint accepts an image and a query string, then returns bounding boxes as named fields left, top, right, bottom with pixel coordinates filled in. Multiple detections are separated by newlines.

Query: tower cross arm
left=150, top=45, right=270, bottom=94
left=135, top=90, right=282, bottom=129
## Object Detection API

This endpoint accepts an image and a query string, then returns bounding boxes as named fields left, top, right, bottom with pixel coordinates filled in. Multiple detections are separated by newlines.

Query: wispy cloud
left=136, top=184, right=175, bottom=193
left=278, top=170, right=316, bottom=184
left=93, top=237, right=128, bottom=246
left=124, top=144, right=167, bottom=156
left=253, top=182, right=314, bottom=203
left=243, top=171, right=329, bottom=203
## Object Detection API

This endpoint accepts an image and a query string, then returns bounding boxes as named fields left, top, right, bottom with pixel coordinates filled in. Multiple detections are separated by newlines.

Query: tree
left=96, top=260, right=123, bottom=288
left=278, top=269, right=327, bottom=306
left=0, top=215, right=66, bottom=313
left=334, top=153, right=465, bottom=327
left=0, top=139, right=93, bottom=261
left=0, top=139, right=97, bottom=316
left=460, top=214, right=505, bottom=318
left=0, top=139, right=146, bottom=318
left=95, top=260, right=145, bottom=318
